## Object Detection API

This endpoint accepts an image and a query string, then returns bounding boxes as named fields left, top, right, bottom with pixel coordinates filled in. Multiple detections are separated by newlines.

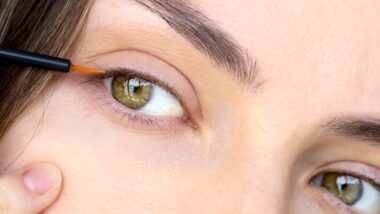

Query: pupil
left=340, top=183, right=348, bottom=191
left=338, top=184, right=348, bottom=191
left=131, top=85, right=139, bottom=93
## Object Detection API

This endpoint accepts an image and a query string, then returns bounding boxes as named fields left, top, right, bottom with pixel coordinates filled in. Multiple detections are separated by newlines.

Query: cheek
left=0, top=80, right=207, bottom=212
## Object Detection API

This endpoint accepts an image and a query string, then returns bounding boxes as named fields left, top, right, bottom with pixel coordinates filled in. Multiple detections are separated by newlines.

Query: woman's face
left=1, top=0, right=380, bottom=213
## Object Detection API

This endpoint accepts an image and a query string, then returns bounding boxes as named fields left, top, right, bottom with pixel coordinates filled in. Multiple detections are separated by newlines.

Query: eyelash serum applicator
left=0, top=47, right=105, bottom=74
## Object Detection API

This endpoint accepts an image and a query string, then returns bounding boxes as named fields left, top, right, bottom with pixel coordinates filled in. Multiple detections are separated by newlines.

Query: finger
left=0, top=163, right=62, bottom=214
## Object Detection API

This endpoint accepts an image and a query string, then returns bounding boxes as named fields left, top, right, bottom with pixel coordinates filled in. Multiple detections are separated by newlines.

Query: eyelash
left=313, top=170, right=378, bottom=187
left=82, top=67, right=195, bottom=130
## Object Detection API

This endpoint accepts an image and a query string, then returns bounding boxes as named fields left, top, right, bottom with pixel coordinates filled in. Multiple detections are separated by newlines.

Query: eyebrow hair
left=325, top=117, right=380, bottom=144
left=133, top=0, right=258, bottom=88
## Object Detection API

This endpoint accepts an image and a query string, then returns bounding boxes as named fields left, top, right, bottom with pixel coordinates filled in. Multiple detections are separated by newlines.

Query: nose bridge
left=216, top=128, right=293, bottom=214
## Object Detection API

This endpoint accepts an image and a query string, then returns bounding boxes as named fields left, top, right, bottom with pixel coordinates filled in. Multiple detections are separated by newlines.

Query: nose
left=193, top=136, right=293, bottom=214
left=232, top=151, right=291, bottom=213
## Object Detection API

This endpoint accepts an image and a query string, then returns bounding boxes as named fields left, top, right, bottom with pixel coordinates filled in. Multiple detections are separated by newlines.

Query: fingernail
left=23, top=164, right=61, bottom=195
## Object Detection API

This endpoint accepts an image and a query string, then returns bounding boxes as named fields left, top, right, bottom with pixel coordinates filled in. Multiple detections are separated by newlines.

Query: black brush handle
left=0, top=47, right=71, bottom=73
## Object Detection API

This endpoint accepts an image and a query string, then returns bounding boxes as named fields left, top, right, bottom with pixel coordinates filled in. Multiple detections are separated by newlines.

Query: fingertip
left=23, top=163, right=62, bottom=195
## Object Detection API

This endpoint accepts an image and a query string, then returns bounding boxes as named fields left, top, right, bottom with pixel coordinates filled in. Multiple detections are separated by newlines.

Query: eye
left=312, top=172, right=380, bottom=213
left=103, top=73, right=185, bottom=118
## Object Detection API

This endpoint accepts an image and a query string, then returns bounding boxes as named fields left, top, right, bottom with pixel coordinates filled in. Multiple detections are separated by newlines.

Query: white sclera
left=139, top=84, right=184, bottom=117
left=352, top=180, right=380, bottom=213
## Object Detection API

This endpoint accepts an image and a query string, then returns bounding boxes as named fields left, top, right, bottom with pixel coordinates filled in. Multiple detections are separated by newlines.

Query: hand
left=0, top=163, right=62, bottom=214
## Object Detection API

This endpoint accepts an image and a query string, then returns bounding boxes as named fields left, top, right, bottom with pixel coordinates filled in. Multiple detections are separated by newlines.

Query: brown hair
left=0, top=0, right=92, bottom=138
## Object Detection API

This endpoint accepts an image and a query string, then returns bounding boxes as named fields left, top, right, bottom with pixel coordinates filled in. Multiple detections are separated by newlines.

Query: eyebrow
left=325, top=117, right=380, bottom=144
left=133, top=0, right=258, bottom=88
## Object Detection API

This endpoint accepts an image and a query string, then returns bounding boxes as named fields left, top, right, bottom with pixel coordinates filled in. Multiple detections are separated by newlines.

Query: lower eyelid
left=82, top=78, right=196, bottom=132
left=310, top=186, right=358, bottom=214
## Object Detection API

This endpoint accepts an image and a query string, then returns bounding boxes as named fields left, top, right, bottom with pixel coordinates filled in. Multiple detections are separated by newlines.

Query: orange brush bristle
left=70, top=64, right=105, bottom=74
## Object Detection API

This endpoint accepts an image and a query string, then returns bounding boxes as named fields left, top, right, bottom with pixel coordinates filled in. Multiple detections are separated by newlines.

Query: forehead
left=196, top=0, right=380, bottom=112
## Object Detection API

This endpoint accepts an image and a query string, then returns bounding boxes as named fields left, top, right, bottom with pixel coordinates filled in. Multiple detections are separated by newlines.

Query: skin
left=1, top=0, right=380, bottom=213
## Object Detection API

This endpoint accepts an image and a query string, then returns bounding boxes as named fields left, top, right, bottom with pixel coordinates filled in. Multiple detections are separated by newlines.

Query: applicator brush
left=0, top=47, right=105, bottom=74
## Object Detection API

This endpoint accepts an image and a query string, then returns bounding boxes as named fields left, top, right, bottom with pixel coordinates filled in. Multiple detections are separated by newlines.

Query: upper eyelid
left=77, top=49, right=201, bottom=111
left=319, top=170, right=379, bottom=188
left=311, top=162, right=380, bottom=189
left=81, top=67, right=173, bottom=95
left=77, top=49, right=203, bottom=122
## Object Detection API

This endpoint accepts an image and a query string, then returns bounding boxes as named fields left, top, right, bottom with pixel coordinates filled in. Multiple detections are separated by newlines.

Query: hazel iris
left=111, top=75, right=153, bottom=110
left=322, top=173, right=362, bottom=205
